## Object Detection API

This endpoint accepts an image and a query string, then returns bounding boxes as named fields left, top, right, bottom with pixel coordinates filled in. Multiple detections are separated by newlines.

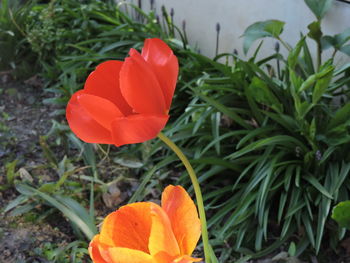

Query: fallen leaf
left=102, top=182, right=124, bottom=208
left=18, top=168, right=33, bottom=183
left=272, top=251, right=289, bottom=261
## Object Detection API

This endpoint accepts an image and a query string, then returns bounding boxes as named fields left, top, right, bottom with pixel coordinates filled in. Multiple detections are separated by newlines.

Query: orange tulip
left=89, top=185, right=202, bottom=263
left=66, top=38, right=178, bottom=147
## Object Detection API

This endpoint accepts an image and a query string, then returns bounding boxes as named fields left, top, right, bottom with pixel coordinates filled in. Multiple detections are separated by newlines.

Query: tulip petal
left=142, top=38, right=179, bottom=109
left=154, top=252, right=202, bottom=263
left=108, top=247, right=154, bottom=263
left=89, top=235, right=109, bottom=263
left=173, top=255, right=203, bottom=263
left=99, top=202, right=152, bottom=254
left=84, top=60, right=132, bottom=115
left=77, top=93, right=124, bottom=130
left=148, top=203, right=180, bottom=258
left=161, top=185, right=201, bottom=255
left=153, top=251, right=174, bottom=263
left=66, top=91, right=113, bottom=144
left=111, top=114, right=169, bottom=146
left=119, top=49, right=166, bottom=114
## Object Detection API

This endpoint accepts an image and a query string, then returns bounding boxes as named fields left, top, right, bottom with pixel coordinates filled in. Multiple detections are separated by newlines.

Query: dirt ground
left=0, top=74, right=74, bottom=263
left=0, top=75, right=142, bottom=263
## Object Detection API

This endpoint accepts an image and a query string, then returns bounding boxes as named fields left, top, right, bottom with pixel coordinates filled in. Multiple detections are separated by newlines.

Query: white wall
left=126, top=0, right=350, bottom=64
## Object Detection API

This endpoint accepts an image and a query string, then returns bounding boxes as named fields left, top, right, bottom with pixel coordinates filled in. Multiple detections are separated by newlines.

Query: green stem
left=317, top=41, right=322, bottom=71
left=157, top=132, right=211, bottom=263
left=277, top=37, right=292, bottom=52
left=331, top=48, right=337, bottom=60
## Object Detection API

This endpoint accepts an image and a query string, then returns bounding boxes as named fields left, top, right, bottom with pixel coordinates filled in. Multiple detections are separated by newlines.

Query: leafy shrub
left=0, top=0, right=38, bottom=78
left=147, top=0, right=350, bottom=259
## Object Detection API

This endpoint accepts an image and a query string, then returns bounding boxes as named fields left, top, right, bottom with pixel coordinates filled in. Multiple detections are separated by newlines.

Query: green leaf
left=315, top=198, right=331, bottom=252
left=38, top=182, right=57, bottom=193
left=340, top=44, right=350, bottom=56
left=237, top=126, right=275, bottom=149
left=309, top=118, right=316, bottom=140
left=99, top=40, right=136, bottom=54
left=304, top=0, right=333, bottom=20
left=247, top=77, right=283, bottom=112
left=264, top=21, right=285, bottom=37
left=323, top=29, right=350, bottom=51
left=195, top=90, right=251, bottom=129
left=321, top=35, right=335, bottom=50
left=278, top=193, right=288, bottom=223
left=288, top=241, right=297, bottom=256
left=289, top=70, right=302, bottom=96
left=302, top=213, right=316, bottom=247
left=39, top=136, right=58, bottom=167
left=302, top=38, right=315, bottom=74
left=211, top=112, right=221, bottom=155
left=327, top=102, right=350, bottom=130
left=208, top=244, right=219, bottom=263
left=5, top=159, right=18, bottom=185
left=234, top=256, right=252, bottom=263
left=304, top=176, right=333, bottom=199
left=298, top=74, right=317, bottom=93
left=307, top=21, right=322, bottom=43
left=4, top=195, right=28, bottom=213
left=334, top=28, right=350, bottom=47
left=15, top=183, right=35, bottom=196
left=332, top=201, right=350, bottom=229
left=299, top=64, right=333, bottom=95
left=9, top=203, right=36, bottom=217
left=227, top=135, right=308, bottom=160
left=17, top=184, right=97, bottom=239
left=297, top=101, right=313, bottom=119
left=312, top=65, right=334, bottom=104
left=288, top=37, right=305, bottom=69
left=113, top=154, right=143, bottom=168
left=242, top=20, right=285, bottom=54
left=128, top=156, right=177, bottom=203
left=68, top=134, right=97, bottom=176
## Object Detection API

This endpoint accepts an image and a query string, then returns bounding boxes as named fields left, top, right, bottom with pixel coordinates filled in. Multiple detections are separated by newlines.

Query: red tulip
left=89, top=185, right=202, bottom=263
left=66, top=38, right=178, bottom=146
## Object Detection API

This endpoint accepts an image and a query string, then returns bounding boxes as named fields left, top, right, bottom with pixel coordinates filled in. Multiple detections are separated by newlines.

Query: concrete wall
left=126, top=0, right=350, bottom=64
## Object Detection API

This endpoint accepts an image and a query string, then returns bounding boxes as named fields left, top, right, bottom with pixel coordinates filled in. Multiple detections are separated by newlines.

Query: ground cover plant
left=161, top=1, right=350, bottom=260
left=0, top=0, right=39, bottom=79
left=1, top=0, right=350, bottom=262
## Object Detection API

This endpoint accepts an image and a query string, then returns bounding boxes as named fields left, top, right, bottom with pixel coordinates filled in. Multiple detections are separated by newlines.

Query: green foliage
left=242, top=20, right=285, bottom=54
left=145, top=0, right=350, bottom=258
left=0, top=0, right=38, bottom=78
left=0, top=160, right=19, bottom=191
left=332, top=201, right=350, bottom=229
left=304, top=0, right=333, bottom=20
left=3, top=0, right=350, bottom=261
left=4, top=153, right=101, bottom=241
left=34, top=241, right=89, bottom=263
left=16, top=183, right=97, bottom=239
left=20, top=0, right=186, bottom=109
left=307, top=21, right=322, bottom=43
left=322, top=28, right=350, bottom=56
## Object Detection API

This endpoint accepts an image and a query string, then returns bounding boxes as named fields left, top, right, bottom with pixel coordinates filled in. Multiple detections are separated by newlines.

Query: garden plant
left=0, top=0, right=349, bottom=262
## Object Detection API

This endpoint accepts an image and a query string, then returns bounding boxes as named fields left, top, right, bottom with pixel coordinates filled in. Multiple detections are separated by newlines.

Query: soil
left=0, top=74, right=144, bottom=263
left=0, top=74, right=52, bottom=164
left=0, top=216, right=71, bottom=263
left=0, top=74, right=74, bottom=263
